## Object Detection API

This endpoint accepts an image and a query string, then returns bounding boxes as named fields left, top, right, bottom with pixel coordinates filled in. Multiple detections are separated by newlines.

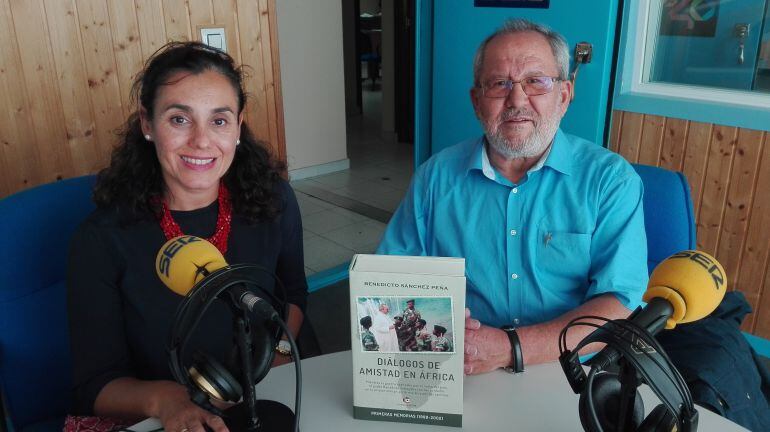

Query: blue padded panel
left=631, top=164, right=697, bottom=274
left=744, top=332, right=770, bottom=359
left=0, top=176, right=96, bottom=431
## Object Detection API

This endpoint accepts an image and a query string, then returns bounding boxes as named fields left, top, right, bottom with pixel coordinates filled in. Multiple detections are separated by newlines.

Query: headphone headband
left=166, top=264, right=288, bottom=402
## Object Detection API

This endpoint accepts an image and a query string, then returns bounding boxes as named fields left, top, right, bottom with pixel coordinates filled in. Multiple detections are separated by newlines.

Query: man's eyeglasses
left=479, top=76, right=563, bottom=98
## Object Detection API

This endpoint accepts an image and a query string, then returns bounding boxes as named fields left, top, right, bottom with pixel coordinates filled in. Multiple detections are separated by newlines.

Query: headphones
left=560, top=317, right=698, bottom=432
left=167, top=263, right=288, bottom=415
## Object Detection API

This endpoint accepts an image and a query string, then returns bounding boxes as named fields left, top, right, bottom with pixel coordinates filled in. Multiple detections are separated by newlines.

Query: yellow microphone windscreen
left=645, top=250, right=726, bottom=328
left=156, top=236, right=228, bottom=296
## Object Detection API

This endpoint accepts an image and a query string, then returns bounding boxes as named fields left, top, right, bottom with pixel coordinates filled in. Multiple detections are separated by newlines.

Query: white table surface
left=132, top=351, right=747, bottom=431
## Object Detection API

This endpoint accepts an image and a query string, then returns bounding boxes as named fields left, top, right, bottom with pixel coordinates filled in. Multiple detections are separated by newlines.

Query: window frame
left=613, top=0, right=770, bottom=131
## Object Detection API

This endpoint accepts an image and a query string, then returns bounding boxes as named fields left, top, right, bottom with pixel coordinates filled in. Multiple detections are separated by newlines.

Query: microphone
left=156, top=235, right=278, bottom=320
left=158, top=235, right=300, bottom=432
left=591, top=250, right=726, bottom=371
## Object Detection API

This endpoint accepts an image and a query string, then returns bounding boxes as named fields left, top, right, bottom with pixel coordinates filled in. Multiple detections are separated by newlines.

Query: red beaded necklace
left=158, top=183, right=232, bottom=254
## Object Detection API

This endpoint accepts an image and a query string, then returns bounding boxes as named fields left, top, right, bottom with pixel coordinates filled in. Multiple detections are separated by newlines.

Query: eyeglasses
left=479, top=76, right=563, bottom=98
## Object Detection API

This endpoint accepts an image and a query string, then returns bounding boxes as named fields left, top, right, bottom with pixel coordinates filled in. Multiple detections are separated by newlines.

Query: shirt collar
left=469, top=129, right=573, bottom=181
left=542, top=128, right=573, bottom=176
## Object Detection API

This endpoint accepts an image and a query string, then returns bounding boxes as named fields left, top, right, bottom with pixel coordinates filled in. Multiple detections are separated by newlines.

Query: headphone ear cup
left=190, top=351, right=243, bottom=403
left=637, top=404, right=677, bottom=432
left=578, top=372, right=646, bottom=432
left=250, top=320, right=277, bottom=383
left=225, top=322, right=277, bottom=387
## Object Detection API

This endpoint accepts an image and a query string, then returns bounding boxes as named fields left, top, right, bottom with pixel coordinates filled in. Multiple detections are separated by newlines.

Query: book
left=349, top=254, right=466, bottom=427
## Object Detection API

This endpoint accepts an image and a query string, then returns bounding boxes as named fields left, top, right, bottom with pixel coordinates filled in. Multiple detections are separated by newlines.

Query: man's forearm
left=517, top=294, right=632, bottom=365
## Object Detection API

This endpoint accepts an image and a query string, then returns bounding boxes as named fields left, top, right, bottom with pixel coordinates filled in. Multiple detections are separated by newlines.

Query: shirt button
left=512, top=187, right=519, bottom=194
left=511, top=273, right=518, bottom=280
left=513, top=318, right=520, bottom=325
left=510, top=229, right=517, bottom=236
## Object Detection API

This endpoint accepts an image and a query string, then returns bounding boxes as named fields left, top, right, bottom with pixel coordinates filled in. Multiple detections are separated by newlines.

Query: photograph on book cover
left=355, top=296, right=455, bottom=354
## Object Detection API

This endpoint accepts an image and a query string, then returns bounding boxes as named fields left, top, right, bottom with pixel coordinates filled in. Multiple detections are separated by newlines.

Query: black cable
left=586, top=367, right=604, bottom=432
left=274, top=318, right=302, bottom=432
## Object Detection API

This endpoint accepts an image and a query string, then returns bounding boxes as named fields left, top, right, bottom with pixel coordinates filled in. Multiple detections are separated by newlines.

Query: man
left=360, top=316, right=379, bottom=351
left=377, top=19, right=647, bottom=374
left=402, top=299, right=422, bottom=329
left=371, top=303, right=399, bottom=352
left=432, top=326, right=453, bottom=353
left=414, top=319, right=432, bottom=352
left=394, top=315, right=416, bottom=351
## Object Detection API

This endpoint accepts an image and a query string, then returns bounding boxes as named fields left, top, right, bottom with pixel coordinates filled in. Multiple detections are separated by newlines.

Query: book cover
left=349, top=254, right=466, bottom=427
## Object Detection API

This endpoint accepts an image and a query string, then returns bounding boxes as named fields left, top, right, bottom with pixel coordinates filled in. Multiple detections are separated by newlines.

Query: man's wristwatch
left=500, top=325, right=524, bottom=373
left=276, top=340, right=291, bottom=356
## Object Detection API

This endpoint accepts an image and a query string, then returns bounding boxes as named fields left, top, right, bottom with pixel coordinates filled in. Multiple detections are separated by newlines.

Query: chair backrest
left=0, top=176, right=96, bottom=431
left=631, top=164, right=697, bottom=274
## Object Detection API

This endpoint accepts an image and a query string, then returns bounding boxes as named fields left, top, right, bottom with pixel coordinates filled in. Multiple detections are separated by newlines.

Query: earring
left=236, top=139, right=240, bottom=146
left=144, top=134, right=152, bottom=141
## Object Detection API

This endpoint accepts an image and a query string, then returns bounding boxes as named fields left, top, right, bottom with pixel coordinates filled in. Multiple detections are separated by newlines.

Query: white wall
left=276, top=0, right=348, bottom=173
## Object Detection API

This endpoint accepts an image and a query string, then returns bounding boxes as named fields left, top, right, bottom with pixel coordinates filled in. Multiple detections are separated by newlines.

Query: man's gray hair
left=472, top=19, right=570, bottom=87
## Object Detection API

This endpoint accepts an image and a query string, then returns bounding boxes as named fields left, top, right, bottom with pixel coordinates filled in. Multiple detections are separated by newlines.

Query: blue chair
left=631, top=164, right=697, bottom=274
left=0, top=176, right=96, bottom=432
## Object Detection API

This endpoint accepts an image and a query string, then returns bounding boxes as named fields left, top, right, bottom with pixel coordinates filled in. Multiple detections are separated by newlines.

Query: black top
left=67, top=181, right=307, bottom=414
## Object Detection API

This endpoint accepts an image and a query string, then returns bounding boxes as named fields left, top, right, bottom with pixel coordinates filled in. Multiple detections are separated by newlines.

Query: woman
left=67, top=42, right=307, bottom=432
left=371, top=303, right=399, bottom=353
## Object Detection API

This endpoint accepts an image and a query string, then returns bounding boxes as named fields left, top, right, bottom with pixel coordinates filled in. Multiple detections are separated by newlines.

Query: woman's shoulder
left=273, top=178, right=300, bottom=212
left=75, top=205, right=153, bottom=238
left=79, top=206, right=122, bottom=230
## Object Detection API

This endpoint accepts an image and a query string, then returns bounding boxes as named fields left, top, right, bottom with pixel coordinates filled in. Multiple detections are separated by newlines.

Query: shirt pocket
left=535, top=225, right=592, bottom=290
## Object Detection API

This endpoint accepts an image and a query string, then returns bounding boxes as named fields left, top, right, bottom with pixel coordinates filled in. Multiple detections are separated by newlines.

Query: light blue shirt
left=377, top=130, right=648, bottom=328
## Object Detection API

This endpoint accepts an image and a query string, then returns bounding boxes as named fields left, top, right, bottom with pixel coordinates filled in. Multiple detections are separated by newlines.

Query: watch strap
left=501, top=325, right=524, bottom=373
left=276, top=339, right=291, bottom=356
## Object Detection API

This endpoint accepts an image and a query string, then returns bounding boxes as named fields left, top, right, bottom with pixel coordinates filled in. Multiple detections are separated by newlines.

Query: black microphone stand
left=221, top=301, right=297, bottom=432
left=234, top=311, right=261, bottom=431
left=615, top=357, right=641, bottom=432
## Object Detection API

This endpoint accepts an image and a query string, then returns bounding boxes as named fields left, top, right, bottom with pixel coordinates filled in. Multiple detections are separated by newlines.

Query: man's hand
left=464, top=308, right=512, bottom=375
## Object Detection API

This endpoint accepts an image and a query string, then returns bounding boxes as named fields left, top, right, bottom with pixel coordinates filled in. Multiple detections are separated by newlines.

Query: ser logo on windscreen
left=157, top=236, right=201, bottom=277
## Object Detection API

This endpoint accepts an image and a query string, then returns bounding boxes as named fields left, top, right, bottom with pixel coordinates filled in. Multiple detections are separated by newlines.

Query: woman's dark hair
left=93, top=41, right=284, bottom=223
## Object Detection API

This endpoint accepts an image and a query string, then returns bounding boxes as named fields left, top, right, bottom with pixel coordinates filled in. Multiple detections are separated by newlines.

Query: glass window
left=644, top=0, right=770, bottom=92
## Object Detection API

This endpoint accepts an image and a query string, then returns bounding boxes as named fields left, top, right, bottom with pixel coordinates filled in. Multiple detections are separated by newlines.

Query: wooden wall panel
left=681, top=122, right=713, bottom=215
left=638, top=114, right=665, bottom=166
left=0, top=0, right=285, bottom=198
left=659, top=117, right=688, bottom=171
left=757, top=258, right=770, bottom=337
left=44, top=0, right=99, bottom=174
left=134, top=0, right=167, bottom=59
left=10, top=0, right=73, bottom=183
left=697, top=125, right=737, bottom=253
left=76, top=0, right=125, bottom=164
left=187, top=0, right=213, bottom=27
left=613, top=110, right=770, bottom=339
left=717, top=130, right=764, bottom=293
left=236, top=0, right=269, bottom=146
left=258, top=0, right=282, bottom=160
left=740, top=134, right=770, bottom=333
left=0, top=0, right=41, bottom=194
left=163, top=0, right=191, bottom=42
left=265, top=0, right=285, bottom=161
left=617, top=112, right=643, bottom=162
left=608, top=110, right=623, bottom=153
left=213, top=0, right=242, bottom=65
left=107, top=0, right=144, bottom=117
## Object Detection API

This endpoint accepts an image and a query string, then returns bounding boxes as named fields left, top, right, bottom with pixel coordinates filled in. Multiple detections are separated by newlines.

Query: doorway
left=290, top=0, right=416, bottom=278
